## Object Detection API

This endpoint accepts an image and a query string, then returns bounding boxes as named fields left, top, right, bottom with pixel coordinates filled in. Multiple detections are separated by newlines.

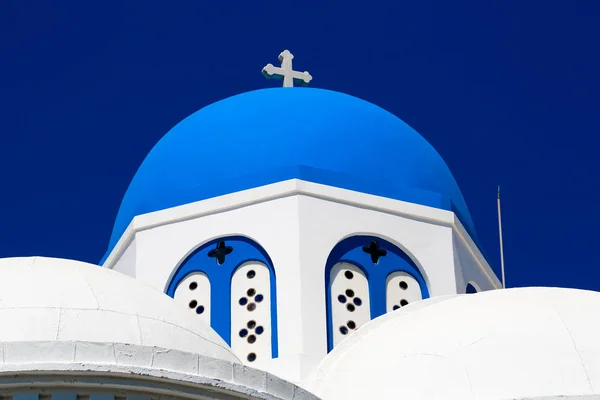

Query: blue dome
left=103, top=88, right=476, bottom=260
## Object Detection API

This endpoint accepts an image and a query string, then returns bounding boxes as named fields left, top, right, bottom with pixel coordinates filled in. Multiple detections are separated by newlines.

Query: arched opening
left=324, top=235, right=429, bottom=351
left=166, top=236, right=278, bottom=360
left=466, top=282, right=479, bottom=294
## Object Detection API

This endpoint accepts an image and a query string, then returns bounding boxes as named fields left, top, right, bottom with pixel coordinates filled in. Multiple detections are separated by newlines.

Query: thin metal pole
left=497, top=185, right=506, bottom=289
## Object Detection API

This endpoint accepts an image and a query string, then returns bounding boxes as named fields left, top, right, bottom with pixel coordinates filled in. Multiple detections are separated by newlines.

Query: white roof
left=305, top=287, right=600, bottom=400
left=0, top=257, right=238, bottom=363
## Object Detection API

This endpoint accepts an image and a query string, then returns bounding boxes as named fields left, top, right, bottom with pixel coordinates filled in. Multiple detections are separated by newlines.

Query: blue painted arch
left=166, top=236, right=278, bottom=357
left=102, top=88, right=477, bottom=262
left=325, top=235, right=429, bottom=351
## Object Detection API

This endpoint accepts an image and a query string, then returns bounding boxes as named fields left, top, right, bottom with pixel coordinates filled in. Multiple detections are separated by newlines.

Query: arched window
left=167, top=236, right=278, bottom=363
left=325, top=235, right=428, bottom=351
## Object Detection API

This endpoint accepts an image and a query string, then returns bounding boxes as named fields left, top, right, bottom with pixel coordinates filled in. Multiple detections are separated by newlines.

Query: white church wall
left=293, top=192, right=456, bottom=364
left=113, top=237, right=136, bottom=279
left=104, top=179, right=499, bottom=384
left=113, top=184, right=304, bottom=379
left=453, top=239, right=469, bottom=294
left=452, top=219, right=501, bottom=293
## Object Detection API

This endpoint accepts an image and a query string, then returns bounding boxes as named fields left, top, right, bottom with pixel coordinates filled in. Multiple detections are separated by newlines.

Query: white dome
left=0, top=257, right=238, bottom=363
left=306, top=287, right=600, bottom=400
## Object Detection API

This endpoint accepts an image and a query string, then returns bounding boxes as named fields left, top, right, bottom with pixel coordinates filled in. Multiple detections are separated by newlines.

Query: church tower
left=101, top=51, right=500, bottom=384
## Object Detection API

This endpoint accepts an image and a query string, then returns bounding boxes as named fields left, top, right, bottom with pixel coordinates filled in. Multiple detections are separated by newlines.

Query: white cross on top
left=262, top=50, right=312, bottom=88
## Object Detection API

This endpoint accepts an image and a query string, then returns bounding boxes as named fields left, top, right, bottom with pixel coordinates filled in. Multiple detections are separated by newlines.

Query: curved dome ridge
left=305, top=287, right=600, bottom=400
left=105, top=88, right=475, bottom=259
left=308, top=295, right=458, bottom=379
left=0, top=256, right=239, bottom=362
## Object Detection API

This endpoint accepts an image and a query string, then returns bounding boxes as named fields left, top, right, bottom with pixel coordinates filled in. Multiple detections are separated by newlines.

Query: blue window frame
left=166, top=236, right=278, bottom=357
left=325, top=235, right=429, bottom=351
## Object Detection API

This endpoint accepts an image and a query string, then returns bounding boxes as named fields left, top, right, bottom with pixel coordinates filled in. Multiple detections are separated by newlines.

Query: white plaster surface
left=385, top=270, right=422, bottom=312
left=305, top=287, right=600, bottom=400
left=0, top=257, right=237, bottom=363
left=330, top=263, right=370, bottom=347
left=104, top=179, right=499, bottom=383
left=0, top=342, right=319, bottom=400
left=453, top=217, right=501, bottom=293
left=174, top=271, right=211, bottom=325
left=231, top=262, right=272, bottom=365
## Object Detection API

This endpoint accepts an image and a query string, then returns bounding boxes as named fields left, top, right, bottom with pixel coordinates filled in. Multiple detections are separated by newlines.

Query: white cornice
left=0, top=341, right=315, bottom=400
left=103, top=179, right=498, bottom=289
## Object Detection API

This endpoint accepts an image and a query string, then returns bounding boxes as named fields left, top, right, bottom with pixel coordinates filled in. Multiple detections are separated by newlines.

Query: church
left=1, top=50, right=599, bottom=400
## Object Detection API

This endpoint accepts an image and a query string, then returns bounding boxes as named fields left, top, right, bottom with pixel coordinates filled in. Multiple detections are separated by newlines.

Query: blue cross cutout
left=362, top=240, right=387, bottom=264
left=208, top=241, right=233, bottom=265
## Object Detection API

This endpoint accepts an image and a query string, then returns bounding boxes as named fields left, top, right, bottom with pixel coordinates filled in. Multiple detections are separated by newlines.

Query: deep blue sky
left=1, top=1, right=598, bottom=290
